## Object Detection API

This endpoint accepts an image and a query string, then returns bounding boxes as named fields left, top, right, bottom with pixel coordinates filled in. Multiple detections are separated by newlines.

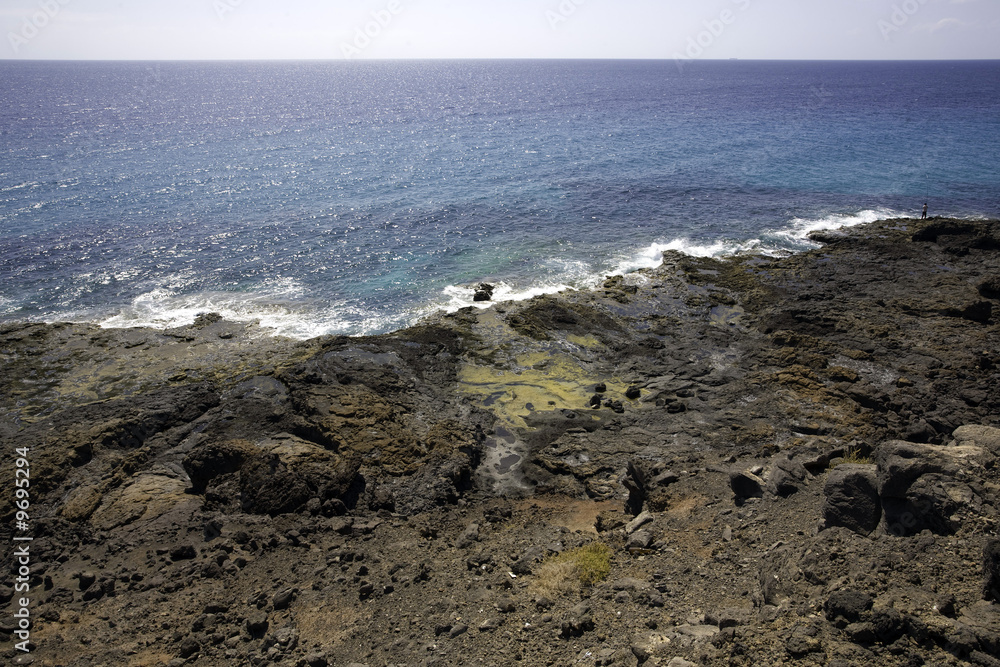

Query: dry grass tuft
left=533, top=542, right=612, bottom=595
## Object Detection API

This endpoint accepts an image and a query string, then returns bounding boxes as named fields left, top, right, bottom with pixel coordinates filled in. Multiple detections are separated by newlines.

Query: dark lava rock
left=473, top=283, right=495, bottom=302
left=245, top=612, right=269, bottom=638
left=944, top=301, right=993, bottom=324
left=560, top=602, right=594, bottom=638
left=822, top=464, right=881, bottom=535
left=273, top=588, right=296, bottom=610
left=302, top=653, right=329, bottom=667
left=730, top=470, right=765, bottom=500
left=825, top=590, right=873, bottom=628
left=626, top=530, right=654, bottom=551
left=984, top=539, right=1000, bottom=603
left=767, top=454, right=809, bottom=497
left=178, top=637, right=201, bottom=658
left=979, top=276, right=1000, bottom=299
left=77, top=571, right=97, bottom=591
left=169, top=545, right=197, bottom=562
left=183, top=440, right=258, bottom=494
left=238, top=447, right=359, bottom=517
left=876, top=440, right=969, bottom=536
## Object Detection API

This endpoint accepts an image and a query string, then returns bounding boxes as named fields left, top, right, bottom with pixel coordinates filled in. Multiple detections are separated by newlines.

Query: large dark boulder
left=876, top=439, right=990, bottom=536
left=730, top=470, right=765, bottom=500
left=822, top=464, right=881, bottom=535
left=825, top=589, right=873, bottom=628
left=767, top=454, right=810, bottom=497
left=238, top=436, right=359, bottom=516
left=183, top=439, right=258, bottom=494
left=985, top=539, right=1000, bottom=603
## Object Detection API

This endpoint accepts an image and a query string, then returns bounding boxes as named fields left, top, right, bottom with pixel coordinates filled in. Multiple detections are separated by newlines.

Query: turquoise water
left=2, top=60, right=998, bottom=337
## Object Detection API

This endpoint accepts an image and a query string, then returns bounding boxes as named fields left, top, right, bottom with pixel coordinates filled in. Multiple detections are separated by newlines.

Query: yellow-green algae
left=456, top=307, right=634, bottom=426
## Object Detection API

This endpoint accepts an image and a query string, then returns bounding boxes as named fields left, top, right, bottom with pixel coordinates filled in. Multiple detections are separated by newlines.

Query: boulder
left=825, top=589, right=873, bottom=628
left=730, top=470, right=765, bottom=500
left=985, top=539, right=1000, bottom=603
left=626, top=530, right=654, bottom=552
left=979, top=276, right=1000, bottom=299
left=473, top=283, right=495, bottom=302
left=876, top=439, right=990, bottom=536
left=943, top=301, right=993, bottom=323
left=767, top=454, right=809, bottom=497
left=953, top=425, right=1000, bottom=458
left=822, top=464, right=881, bottom=535
left=183, top=440, right=259, bottom=494
left=238, top=436, right=359, bottom=516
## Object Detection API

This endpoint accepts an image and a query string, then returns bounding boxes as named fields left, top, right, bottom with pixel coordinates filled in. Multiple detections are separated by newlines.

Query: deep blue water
left=2, top=60, right=999, bottom=338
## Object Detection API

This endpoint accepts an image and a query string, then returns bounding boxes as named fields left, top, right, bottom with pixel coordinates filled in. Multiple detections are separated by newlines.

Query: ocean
left=2, top=59, right=999, bottom=339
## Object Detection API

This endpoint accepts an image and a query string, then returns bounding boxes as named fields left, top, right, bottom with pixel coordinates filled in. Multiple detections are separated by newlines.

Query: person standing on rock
left=922, top=202, right=928, bottom=219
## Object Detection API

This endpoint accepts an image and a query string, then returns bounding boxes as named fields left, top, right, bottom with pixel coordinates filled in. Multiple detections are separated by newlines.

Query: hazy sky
left=2, top=0, right=998, bottom=61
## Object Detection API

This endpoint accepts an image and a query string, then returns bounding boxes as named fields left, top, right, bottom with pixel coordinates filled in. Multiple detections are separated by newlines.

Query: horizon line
left=2, top=56, right=999, bottom=63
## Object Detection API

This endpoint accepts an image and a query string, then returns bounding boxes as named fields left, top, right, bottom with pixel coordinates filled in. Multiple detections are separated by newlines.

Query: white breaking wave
left=87, top=208, right=913, bottom=339
left=614, top=207, right=907, bottom=275
left=772, top=207, right=905, bottom=247
left=97, top=279, right=399, bottom=340
left=437, top=280, right=582, bottom=313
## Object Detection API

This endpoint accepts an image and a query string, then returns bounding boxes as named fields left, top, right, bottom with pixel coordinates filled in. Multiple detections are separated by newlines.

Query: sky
left=1, top=0, right=998, bottom=61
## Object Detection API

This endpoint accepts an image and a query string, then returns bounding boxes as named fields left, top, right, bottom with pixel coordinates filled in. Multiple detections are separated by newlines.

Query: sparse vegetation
left=838, top=447, right=873, bottom=466
left=534, top=542, right=612, bottom=595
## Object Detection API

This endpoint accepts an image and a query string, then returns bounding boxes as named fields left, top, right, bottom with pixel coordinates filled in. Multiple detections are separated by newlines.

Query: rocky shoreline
left=2, top=217, right=999, bottom=666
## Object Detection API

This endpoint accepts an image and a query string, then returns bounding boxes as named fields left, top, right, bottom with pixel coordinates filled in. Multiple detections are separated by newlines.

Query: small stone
left=845, top=622, right=877, bottom=644
left=666, top=659, right=697, bottom=667
left=479, top=618, right=500, bottom=632
left=456, top=523, right=480, bottom=549
left=934, top=594, right=957, bottom=617
left=77, top=571, right=97, bottom=592
left=169, top=545, right=197, bottom=562
left=625, top=386, right=642, bottom=400
left=652, top=470, right=679, bottom=487
left=626, top=511, right=654, bottom=534
left=786, top=635, right=822, bottom=657
left=626, top=530, right=654, bottom=551
left=245, top=611, right=269, bottom=637
left=496, top=598, right=517, bottom=613
left=273, top=588, right=296, bottom=610
left=448, top=624, right=468, bottom=638
left=178, top=637, right=201, bottom=659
